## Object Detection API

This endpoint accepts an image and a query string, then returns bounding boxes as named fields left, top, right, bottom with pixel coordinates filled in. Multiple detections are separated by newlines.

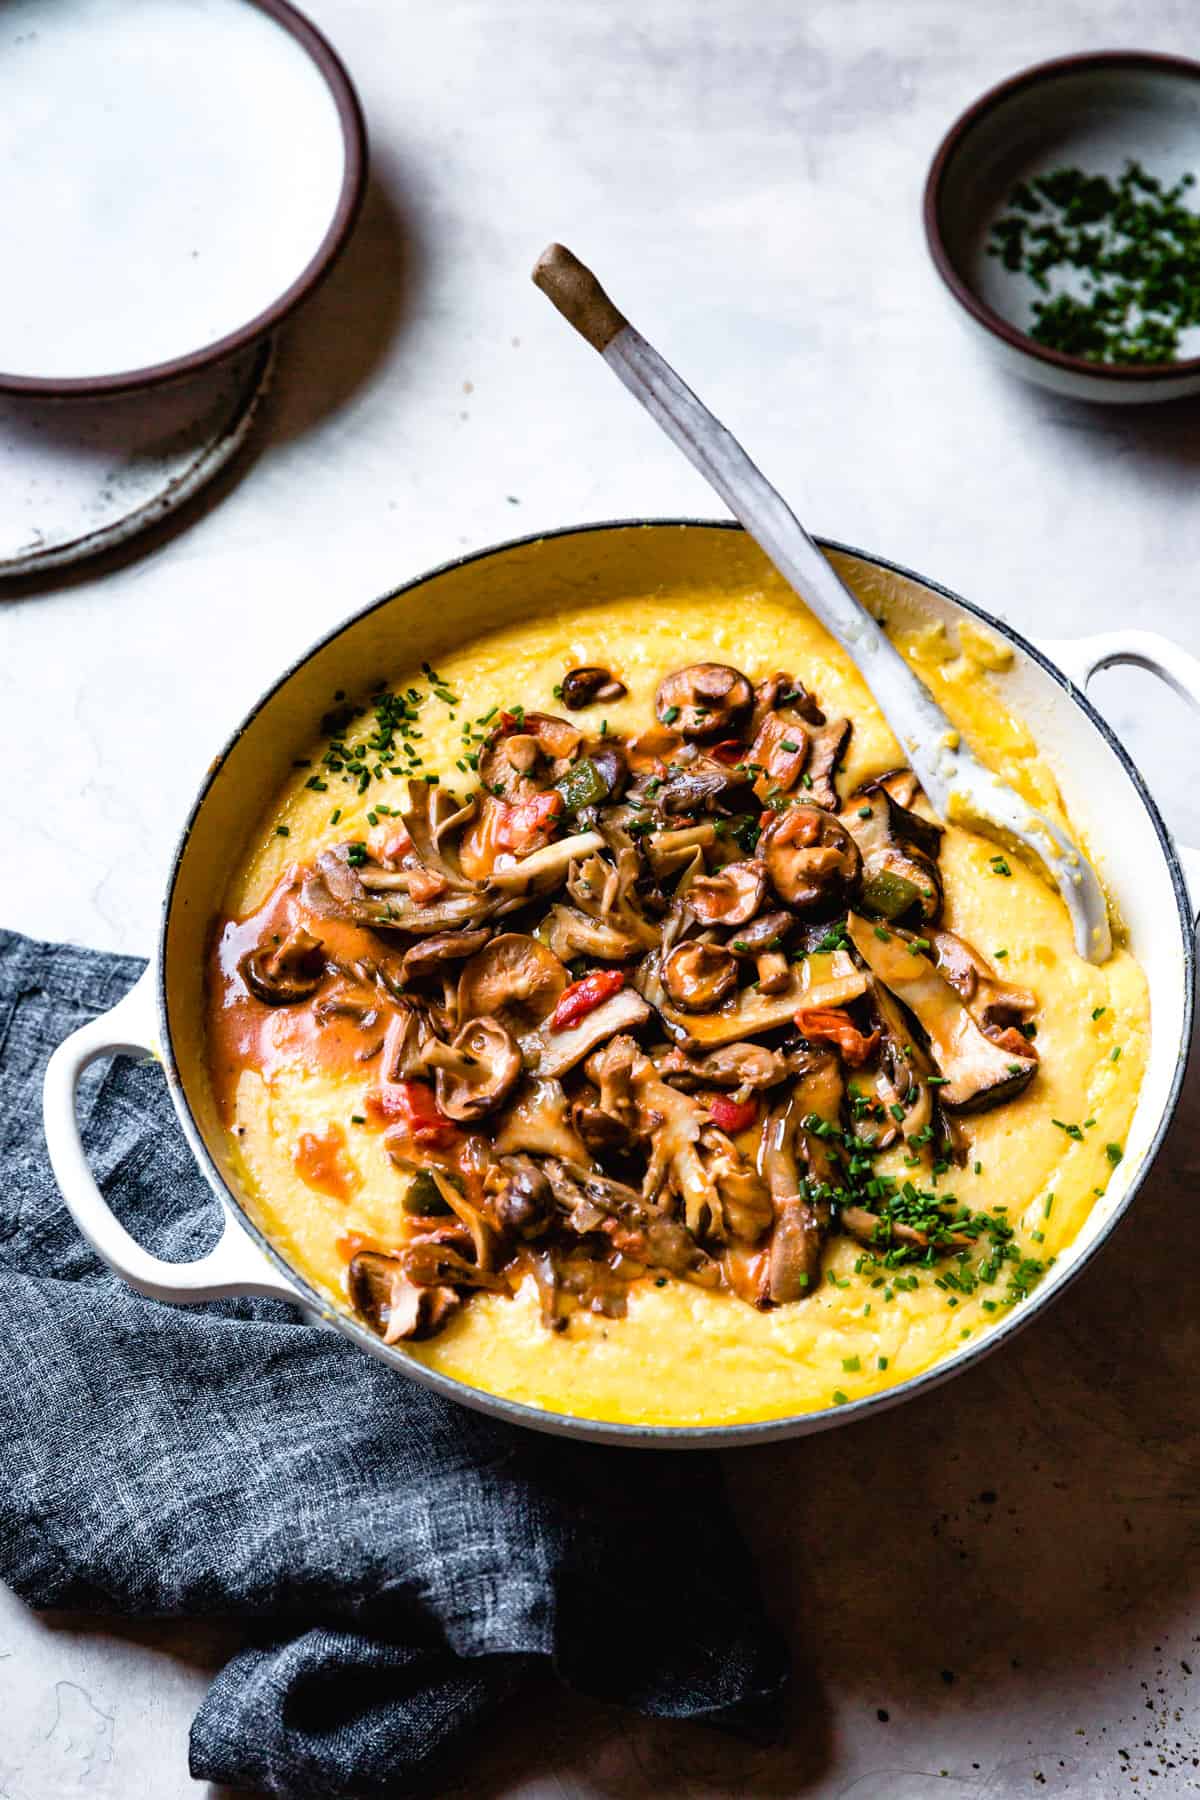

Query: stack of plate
left=0, top=0, right=365, bottom=574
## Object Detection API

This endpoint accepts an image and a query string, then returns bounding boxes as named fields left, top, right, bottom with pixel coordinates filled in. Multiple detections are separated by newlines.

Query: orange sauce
left=206, top=870, right=406, bottom=1123
left=293, top=1123, right=362, bottom=1201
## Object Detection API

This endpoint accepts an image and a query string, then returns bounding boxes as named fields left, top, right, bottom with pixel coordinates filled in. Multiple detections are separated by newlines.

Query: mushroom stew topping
left=216, top=656, right=1055, bottom=1343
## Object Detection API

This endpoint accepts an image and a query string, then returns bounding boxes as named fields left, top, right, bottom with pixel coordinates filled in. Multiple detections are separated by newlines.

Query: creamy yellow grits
left=208, top=574, right=1148, bottom=1428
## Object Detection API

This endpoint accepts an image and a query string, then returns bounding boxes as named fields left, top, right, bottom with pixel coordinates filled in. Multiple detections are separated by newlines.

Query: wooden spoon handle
left=532, top=244, right=628, bottom=353
left=530, top=243, right=1111, bottom=960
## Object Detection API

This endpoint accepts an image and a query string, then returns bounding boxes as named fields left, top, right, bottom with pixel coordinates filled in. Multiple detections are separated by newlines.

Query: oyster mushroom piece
left=839, top=1206, right=938, bottom=1252
left=758, top=1052, right=845, bottom=1303
left=869, top=978, right=934, bottom=1145
left=645, top=822, right=716, bottom=879
left=425, top=1017, right=522, bottom=1121
left=401, top=927, right=492, bottom=982
left=845, top=914, right=1037, bottom=1111
left=486, top=829, right=606, bottom=894
left=652, top=1041, right=789, bottom=1091
left=926, top=927, right=1039, bottom=1050
left=696, top=1126, right=773, bottom=1242
left=379, top=1002, right=439, bottom=1086
left=348, top=1252, right=461, bottom=1344
left=661, top=940, right=738, bottom=1011
left=494, top=1077, right=592, bottom=1164
left=565, top=848, right=661, bottom=951
left=520, top=987, right=652, bottom=1079
left=761, top=805, right=862, bottom=910
left=538, top=1158, right=720, bottom=1286
left=457, top=933, right=568, bottom=1032
left=307, top=847, right=492, bottom=936
left=657, top=955, right=867, bottom=1049
left=687, top=860, right=767, bottom=927
left=656, top=760, right=748, bottom=816
left=561, top=665, right=628, bottom=708
left=806, top=717, right=852, bottom=810
left=840, top=788, right=943, bottom=923
left=239, top=925, right=325, bottom=1005
left=655, top=663, right=753, bottom=741
left=543, top=904, right=643, bottom=963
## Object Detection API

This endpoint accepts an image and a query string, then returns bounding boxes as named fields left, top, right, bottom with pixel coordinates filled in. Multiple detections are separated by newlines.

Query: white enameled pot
left=41, top=523, right=1200, bottom=1445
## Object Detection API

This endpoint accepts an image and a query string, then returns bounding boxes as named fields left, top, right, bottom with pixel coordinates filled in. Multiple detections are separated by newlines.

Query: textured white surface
left=4, top=1, right=1200, bottom=1795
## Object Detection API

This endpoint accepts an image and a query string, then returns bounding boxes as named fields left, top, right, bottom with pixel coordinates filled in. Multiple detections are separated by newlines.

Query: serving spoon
left=531, top=243, right=1111, bottom=964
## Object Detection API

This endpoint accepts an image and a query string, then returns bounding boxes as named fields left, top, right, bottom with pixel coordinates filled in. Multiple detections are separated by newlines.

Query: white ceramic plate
left=0, top=339, right=273, bottom=578
left=0, top=0, right=364, bottom=395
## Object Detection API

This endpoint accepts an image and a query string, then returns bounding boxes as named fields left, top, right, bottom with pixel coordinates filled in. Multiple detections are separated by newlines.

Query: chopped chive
left=275, top=825, right=290, bottom=837
left=1106, top=1142, right=1124, bottom=1165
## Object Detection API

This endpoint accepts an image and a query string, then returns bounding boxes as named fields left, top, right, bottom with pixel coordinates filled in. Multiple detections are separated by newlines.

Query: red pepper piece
left=550, top=968, right=626, bottom=1032
left=706, top=1092, right=760, bottom=1134
left=709, top=739, right=746, bottom=765
left=494, top=789, right=564, bottom=852
left=376, top=1078, right=459, bottom=1146
left=794, top=1007, right=880, bottom=1068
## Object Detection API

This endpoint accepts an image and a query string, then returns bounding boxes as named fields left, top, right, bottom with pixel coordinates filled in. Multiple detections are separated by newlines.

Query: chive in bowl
left=924, top=51, right=1200, bottom=403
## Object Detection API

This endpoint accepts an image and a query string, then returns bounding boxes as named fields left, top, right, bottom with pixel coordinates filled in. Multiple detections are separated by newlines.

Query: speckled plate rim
left=0, top=339, right=275, bottom=579
left=923, top=49, right=1200, bottom=387
left=152, top=519, right=1196, bottom=1448
left=0, top=0, right=366, bottom=399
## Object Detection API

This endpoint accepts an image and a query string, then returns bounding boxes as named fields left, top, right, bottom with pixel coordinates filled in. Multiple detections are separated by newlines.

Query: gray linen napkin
left=0, top=928, right=788, bottom=1798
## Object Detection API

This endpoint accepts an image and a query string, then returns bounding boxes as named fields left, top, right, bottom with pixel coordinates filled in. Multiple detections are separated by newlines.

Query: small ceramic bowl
left=924, top=52, right=1200, bottom=403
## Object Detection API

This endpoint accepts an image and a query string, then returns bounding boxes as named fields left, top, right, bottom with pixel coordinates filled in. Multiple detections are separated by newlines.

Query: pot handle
left=1039, top=628, right=1200, bottom=924
left=42, top=969, right=305, bottom=1306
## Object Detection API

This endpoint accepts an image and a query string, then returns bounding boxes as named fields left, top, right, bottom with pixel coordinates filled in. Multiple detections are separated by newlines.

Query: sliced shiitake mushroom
left=750, top=672, right=825, bottom=737
left=457, top=933, right=567, bottom=1030
left=586, top=741, right=630, bottom=800
left=840, top=787, right=943, bottom=923
left=655, top=663, right=753, bottom=741
left=493, top=1155, right=556, bottom=1238
left=427, top=1016, right=522, bottom=1121
left=561, top=665, right=628, bottom=708
left=806, top=717, right=851, bottom=810
left=726, top=909, right=795, bottom=957
left=348, top=1252, right=461, bottom=1344
left=239, top=925, right=325, bottom=1005
left=401, top=927, right=492, bottom=982
left=661, top=940, right=738, bottom=1011
left=760, top=805, right=861, bottom=910
left=686, top=859, right=767, bottom=926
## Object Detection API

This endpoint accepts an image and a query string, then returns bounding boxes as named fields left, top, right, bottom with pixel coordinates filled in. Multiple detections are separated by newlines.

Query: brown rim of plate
left=0, top=0, right=368, bottom=399
left=923, top=49, right=1200, bottom=384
